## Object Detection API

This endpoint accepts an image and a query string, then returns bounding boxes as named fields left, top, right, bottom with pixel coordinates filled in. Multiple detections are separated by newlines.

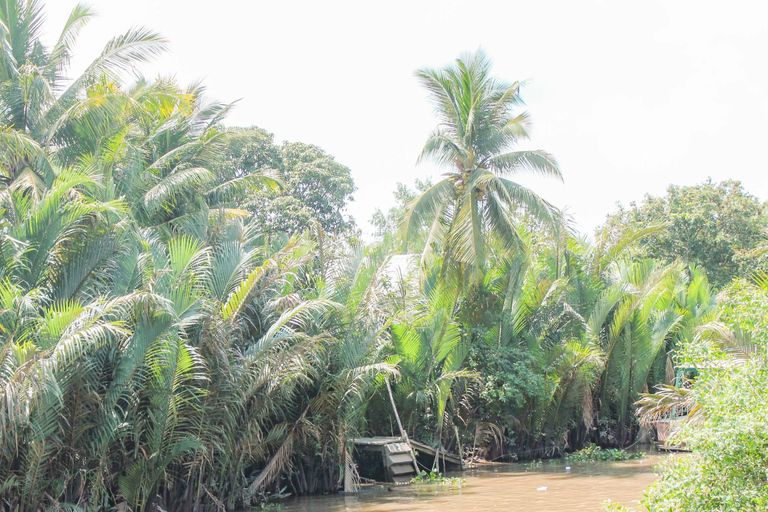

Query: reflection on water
left=277, top=452, right=674, bottom=512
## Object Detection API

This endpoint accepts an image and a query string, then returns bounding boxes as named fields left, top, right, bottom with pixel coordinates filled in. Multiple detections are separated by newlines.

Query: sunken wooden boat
left=352, top=436, right=463, bottom=483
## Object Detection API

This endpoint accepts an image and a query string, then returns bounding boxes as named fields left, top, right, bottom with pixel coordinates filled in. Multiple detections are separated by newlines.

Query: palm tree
left=0, top=0, right=166, bottom=192
left=389, top=281, right=476, bottom=468
left=402, top=49, right=562, bottom=279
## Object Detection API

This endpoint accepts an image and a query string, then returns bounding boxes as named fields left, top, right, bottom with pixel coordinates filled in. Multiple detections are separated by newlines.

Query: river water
left=278, top=452, right=673, bottom=511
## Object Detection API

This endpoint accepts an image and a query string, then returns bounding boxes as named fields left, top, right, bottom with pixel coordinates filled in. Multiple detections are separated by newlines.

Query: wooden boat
left=352, top=436, right=463, bottom=483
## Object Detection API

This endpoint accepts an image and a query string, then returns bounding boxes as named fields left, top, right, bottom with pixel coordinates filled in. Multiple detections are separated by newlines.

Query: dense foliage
left=607, top=277, right=768, bottom=511
left=601, top=179, right=768, bottom=288
left=214, top=127, right=357, bottom=237
left=643, top=359, right=768, bottom=510
left=0, top=2, right=761, bottom=511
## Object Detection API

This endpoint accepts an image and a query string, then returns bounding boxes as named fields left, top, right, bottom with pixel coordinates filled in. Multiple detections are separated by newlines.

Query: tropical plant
left=460, top=223, right=715, bottom=456
left=0, top=4, right=745, bottom=510
left=0, top=0, right=166, bottom=169
left=401, top=49, right=562, bottom=281
left=616, top=284, right=768, bottom=511
left=601, top=179, right=768, bottom=288
left=386, top=279, right=478, bottom=470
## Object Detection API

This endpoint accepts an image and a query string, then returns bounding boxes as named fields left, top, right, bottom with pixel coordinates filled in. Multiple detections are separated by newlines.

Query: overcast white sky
left=44, top=0, right=768, bottom=239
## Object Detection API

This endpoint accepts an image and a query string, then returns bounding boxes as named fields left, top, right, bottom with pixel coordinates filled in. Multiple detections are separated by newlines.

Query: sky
left=43, top=0, right=768, bottom=239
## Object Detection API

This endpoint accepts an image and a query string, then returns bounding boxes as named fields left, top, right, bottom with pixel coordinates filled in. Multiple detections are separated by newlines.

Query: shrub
left=640, top=360, right=768, bottom=511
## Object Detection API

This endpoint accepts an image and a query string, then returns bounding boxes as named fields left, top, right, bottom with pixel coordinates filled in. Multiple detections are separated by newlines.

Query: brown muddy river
left=278, top=452, right=674, bottom=511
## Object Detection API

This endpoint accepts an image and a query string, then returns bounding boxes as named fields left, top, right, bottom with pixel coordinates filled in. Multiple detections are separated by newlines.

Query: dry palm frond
left=635, top=384, right=702, bottom=429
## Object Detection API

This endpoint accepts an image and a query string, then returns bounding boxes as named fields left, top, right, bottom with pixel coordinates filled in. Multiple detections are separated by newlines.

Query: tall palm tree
left=402, top=49, right=562, bottom=279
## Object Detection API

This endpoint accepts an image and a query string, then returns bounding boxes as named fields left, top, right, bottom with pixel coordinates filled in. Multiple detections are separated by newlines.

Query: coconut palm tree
left=402, top=49, right=562, bottom=280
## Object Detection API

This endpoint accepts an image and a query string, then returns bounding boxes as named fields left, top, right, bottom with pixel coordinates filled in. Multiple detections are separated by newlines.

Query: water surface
left=279, top=453, right=672, bottom=511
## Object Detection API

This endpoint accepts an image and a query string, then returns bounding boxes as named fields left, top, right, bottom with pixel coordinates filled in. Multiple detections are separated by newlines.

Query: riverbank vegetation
left=604, top=276, right=768, bottom=511
left=0, top=2, right=766, bottom=511
left=566, top=445, right=643, bottom=463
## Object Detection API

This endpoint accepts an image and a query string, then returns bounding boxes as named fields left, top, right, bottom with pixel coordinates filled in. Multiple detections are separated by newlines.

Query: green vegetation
left=0, top=2, right=765, bottom=511
left=213, top=127, right=357, bottom=237
left=601, top=179, right=768, bottom=288
left=613, top=276, right=768, bottom=511
left=565, top=444, right=643, bottom=462
left=643, top=360, right=768, bottom=511
left=402, top=50, right=561, bottom=277
left=411, top=471, right=465, bottom=486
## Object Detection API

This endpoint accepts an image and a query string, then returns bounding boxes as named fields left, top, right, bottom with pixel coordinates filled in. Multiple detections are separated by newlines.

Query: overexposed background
left=43, top=0, right=768, bottom=238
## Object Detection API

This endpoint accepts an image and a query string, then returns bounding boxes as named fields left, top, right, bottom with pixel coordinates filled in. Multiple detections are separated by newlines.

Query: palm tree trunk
left=431, top=419, right=445, bottom=472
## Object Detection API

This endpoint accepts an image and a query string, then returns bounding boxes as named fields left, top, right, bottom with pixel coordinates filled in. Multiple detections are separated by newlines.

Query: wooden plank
left=386, top=453, right=415, bottom=465
left=353, top=437, right=402, bottom=447
left=410, top=440, right=436, bottom=456
left=384, top=442, right=412, bottom=454
left=411, top=440, right=462, bottom=467
left=389, top=463, right=415, bottom=475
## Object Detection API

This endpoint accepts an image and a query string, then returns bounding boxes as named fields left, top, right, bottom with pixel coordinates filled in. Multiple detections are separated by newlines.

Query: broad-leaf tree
left=601, top=179, right=768, bottom=288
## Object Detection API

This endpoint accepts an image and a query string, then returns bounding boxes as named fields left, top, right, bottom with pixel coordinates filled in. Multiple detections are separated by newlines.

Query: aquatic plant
left=566, top=444, right=644, bottom=462
left=411, top=471, right=465, bottom=486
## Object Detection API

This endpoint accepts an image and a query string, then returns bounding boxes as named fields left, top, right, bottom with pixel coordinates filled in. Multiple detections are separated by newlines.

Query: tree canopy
left=601, top=179, right=768, bottom=288
left=214, top=127, right=357, bottom=237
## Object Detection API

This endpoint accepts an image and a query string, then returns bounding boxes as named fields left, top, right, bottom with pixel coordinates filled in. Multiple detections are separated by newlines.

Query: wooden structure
left=350, top=378, right=463, bottom=484
left=410, top=439, right=463, bottom=468
left=353, top=437, right=418, bottom=483
left=352, top=436, right=463, bottom=483
left=653, top=367, right=694, bottom=451
left=654, top=417, right=689, bottom=451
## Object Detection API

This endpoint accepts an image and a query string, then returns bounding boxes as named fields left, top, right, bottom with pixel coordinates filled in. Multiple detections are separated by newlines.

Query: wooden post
left=454, top=425, right=464, bottom=470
